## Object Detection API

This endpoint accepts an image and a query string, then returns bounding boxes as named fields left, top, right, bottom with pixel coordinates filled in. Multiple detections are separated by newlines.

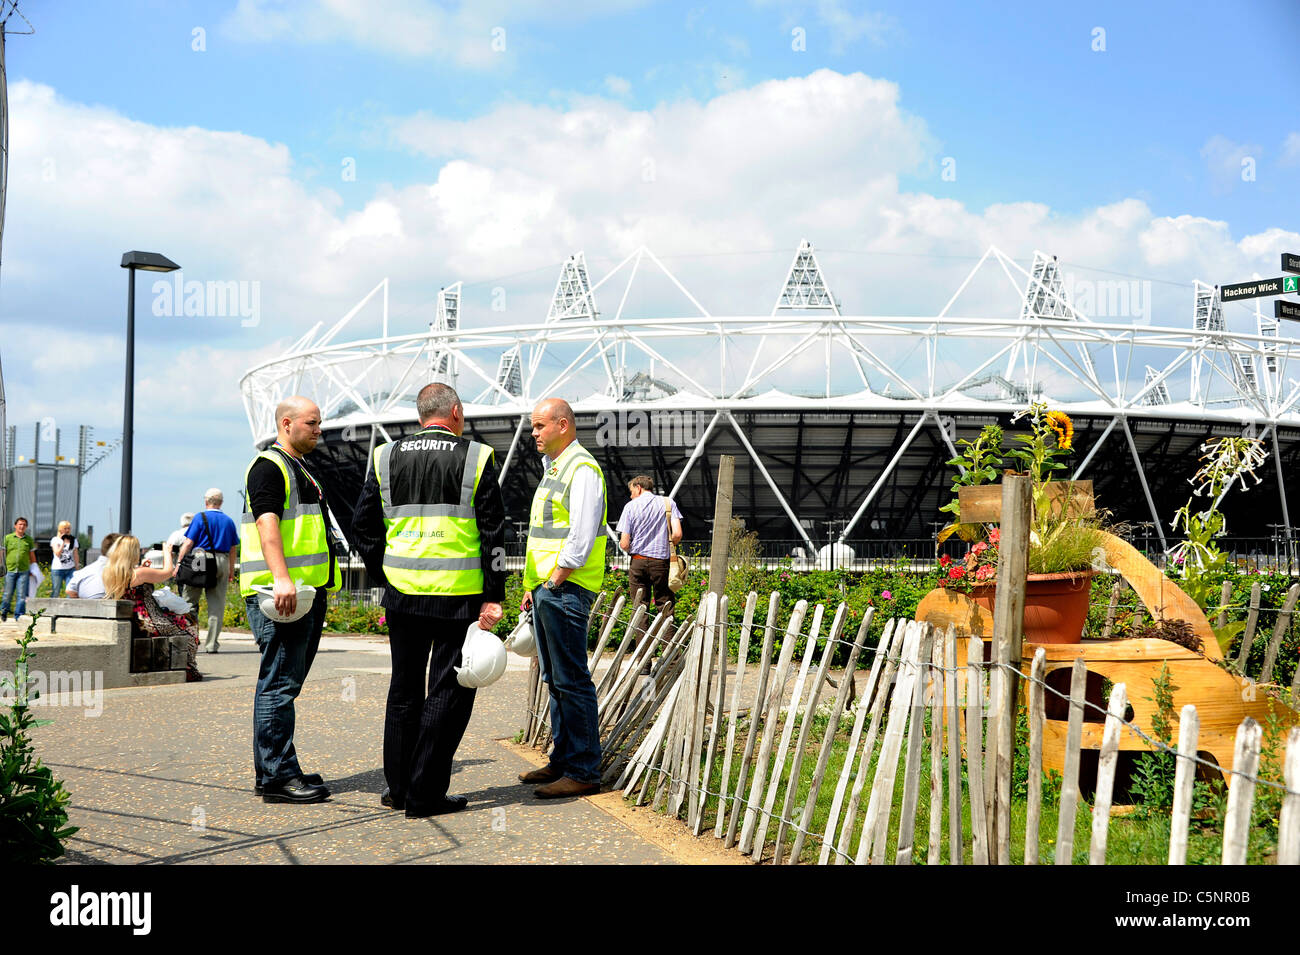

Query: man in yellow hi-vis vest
left=241, top=396, right=342, bottom=805
left=351, top=382, right=507, bottom=818
left=518, top=397, right=607, bottom=799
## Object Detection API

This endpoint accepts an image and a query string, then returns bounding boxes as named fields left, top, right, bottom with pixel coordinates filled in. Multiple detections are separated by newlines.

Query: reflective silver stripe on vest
left=384, top=503, right=476, bottom=519
left=381, top=555, right=482, bottom=570
left=242, top=502, right=319, bottom=523
left=376, top=442, right=395, bottom=511
left=529, top=452, right=598, bottom=539
left=240, top=552, right=331, bottom=573
left=461, top=442, right=483, bottom=506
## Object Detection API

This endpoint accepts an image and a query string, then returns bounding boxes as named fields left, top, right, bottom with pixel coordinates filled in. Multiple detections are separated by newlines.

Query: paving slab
left=27, top=631, right=674, bottom=865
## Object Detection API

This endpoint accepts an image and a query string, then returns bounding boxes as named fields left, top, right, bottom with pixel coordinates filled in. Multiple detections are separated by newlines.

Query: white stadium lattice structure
left=239, top=241, right=1300, bottom=562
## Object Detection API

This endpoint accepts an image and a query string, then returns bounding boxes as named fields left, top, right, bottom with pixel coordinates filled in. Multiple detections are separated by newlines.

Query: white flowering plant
left=1167, top=437, right=1268, bottom=646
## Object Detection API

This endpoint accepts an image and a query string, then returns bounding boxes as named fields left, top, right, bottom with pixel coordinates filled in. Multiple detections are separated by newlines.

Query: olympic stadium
left=238, top=242, right=1300, bottom=565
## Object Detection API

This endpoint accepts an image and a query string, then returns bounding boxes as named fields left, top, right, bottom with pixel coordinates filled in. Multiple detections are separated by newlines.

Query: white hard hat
left=456, top=622, right=508, bottom=688
left=504, top=611, right=536, bottom=657
left=251, top=583, right=317, bottom=624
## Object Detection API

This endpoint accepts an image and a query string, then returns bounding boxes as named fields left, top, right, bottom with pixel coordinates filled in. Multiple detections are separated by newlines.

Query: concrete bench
left=2, top=598, right=187, bottom=689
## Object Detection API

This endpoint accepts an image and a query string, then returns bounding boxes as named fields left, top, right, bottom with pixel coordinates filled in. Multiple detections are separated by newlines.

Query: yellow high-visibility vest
left=373, top=430, right=493, bottom=596
left=239, top=450, right=340, bottom=597
left=523, top=443, right=606, bottom=592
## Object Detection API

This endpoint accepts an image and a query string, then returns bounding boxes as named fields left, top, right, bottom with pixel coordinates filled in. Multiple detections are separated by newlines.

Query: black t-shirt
left=247, top=451, right=337, bottom=588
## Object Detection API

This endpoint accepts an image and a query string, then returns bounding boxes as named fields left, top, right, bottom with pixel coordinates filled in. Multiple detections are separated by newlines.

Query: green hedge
left=213, top=564, right=1299, bottom=684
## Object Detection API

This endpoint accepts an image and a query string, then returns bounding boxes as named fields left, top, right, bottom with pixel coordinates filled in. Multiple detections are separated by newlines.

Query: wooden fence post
left=697, top=595, right=729, bottom=836
left=927, top=633, right=945, bottom=865
left=1168, top=704, right=1200, bottom=866
left=738, top=600, right=807, bottom=854
left=965, top=633, right=989, bottom=865
left=894, top=624, right=936, bottom=865
left=1054, top=658, right=1088, bottom=865
left=1088, top=682, right=1127, bottom=865
left=991, top=474, right=1032, bottom=865
left=706, top=455, right=736, bottom=595
left=821, top=617, right=898, bottom=864
left=858, top=620, right=924, bottom=865
left=1235, top=583, right=1262, bottom=674
left=725, top=591, right=781, bottom=849
left=1261, top=583, right=1300, bottom=685
left=1279, top=727, right=1300, bottom=866
left=792, top=606, right=874, bottom=864
left=714, top=591, right=758, bottom=839
left=774, top=603, right=847, bottom=864
left=1222, top=718, right=1262, bottom=865
left=753, top=604, right=824, bottom=862
left=1216, top=579, right=1233, bottom=629
left=1024, top=647, right=1046, bottom=865
left=945, top=625, right=962, bottom=865
left=1100, top=581, right=1121, bottom=640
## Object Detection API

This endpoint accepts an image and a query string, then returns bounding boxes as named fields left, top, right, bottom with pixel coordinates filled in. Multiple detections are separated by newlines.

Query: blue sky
left=21, top=1, right=1298, bottom=228
left=2, top=0, right=1298, bottom=542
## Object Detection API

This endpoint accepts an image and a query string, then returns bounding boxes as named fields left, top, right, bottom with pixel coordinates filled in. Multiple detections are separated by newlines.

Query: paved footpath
left=28, top=631, right=674, bottom=865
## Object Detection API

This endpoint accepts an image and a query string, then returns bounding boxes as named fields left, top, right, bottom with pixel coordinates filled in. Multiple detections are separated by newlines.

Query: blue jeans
left=246, top=589, right=327, bottom=785
left=51, top=568, right=75, bottom=598
left=1, top=570, right=27, bottom=617
left=532, top=581, right=601, bottom=784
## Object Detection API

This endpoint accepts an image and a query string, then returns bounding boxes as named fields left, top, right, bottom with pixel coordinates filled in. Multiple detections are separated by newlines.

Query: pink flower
left=989, top=528, right=1001, bottom=544
left=972, top=542, right=987, bottom=556
left=881, top=590, right=892, bottom=600
left=975, top=565, right=994, bottom=581
left=378, top=616, right=387, bottom=626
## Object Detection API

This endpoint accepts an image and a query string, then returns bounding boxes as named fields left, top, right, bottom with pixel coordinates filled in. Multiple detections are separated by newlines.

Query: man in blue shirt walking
left=176, top=488, right=240, bottom=653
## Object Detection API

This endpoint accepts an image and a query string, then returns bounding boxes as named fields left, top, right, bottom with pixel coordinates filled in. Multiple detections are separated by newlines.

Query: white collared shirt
left=542, top=442, right=606, bottom=570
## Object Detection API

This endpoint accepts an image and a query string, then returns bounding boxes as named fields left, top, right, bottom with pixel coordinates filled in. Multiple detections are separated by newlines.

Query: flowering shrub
left=939, top=529, right=1001, bottom=592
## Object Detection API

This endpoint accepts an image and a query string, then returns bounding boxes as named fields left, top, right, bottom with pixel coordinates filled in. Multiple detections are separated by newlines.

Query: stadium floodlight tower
left=1190, top=280, right=1225, bottom=402
left=430, top=282, right=461, bottom=383
left=1008, top=251, right=1097, bottom=383
left=1142, top=365, right=1171, bottom=406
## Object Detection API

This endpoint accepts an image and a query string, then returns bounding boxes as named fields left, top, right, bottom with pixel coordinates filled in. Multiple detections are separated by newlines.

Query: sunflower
left=1045, top=410, right=1073, bottom=451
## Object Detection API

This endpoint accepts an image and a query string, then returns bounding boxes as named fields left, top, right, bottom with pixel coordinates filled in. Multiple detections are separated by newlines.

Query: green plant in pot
left=941, top=403, right=1106, bottom=643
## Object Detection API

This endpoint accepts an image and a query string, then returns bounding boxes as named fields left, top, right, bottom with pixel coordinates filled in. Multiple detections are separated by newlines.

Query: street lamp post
left=119, top=251, right=180, bottom=533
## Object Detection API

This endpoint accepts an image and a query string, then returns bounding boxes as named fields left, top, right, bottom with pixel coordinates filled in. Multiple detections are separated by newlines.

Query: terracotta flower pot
left=967, top=570, right=1095, bottom=644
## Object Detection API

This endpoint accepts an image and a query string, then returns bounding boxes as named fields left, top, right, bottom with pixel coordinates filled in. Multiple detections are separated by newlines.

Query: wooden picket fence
left=521, top=589, right=1300, bottom=865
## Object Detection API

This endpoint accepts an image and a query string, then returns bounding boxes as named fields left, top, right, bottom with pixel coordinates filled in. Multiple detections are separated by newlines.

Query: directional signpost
left=1279, top=253, right=1300, bottom=321
left=1219, top=275, right=1297, bottom=302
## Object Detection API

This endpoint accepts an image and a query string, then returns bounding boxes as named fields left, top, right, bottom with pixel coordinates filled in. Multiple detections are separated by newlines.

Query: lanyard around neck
left=272, top=442, right=323, bottom=500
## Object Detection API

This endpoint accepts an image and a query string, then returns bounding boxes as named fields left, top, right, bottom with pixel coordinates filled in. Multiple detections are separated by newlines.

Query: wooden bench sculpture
left=917, top=531, right=1296, bottom=779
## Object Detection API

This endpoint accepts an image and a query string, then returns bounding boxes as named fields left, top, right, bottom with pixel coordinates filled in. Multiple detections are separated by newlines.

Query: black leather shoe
left=404, top=795, right=468, bottom=818
left=255, top=773, right=323, bottom=796
left=261, top=777, right=329, bottom=804
left=381, top=787, right=405, bottom=810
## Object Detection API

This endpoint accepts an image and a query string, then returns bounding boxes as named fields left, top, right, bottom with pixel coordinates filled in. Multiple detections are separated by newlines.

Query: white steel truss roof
left=240, top=243, right=1300, bottom=549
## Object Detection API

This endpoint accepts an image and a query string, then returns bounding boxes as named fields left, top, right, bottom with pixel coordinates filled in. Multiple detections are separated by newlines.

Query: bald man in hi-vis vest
left=240, top=396, right=342, bottom=805
left=518, top=398, right=607, bottom=799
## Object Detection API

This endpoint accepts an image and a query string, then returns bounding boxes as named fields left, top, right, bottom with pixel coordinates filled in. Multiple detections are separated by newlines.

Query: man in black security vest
left=352, top=382, right=507, bottom=817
